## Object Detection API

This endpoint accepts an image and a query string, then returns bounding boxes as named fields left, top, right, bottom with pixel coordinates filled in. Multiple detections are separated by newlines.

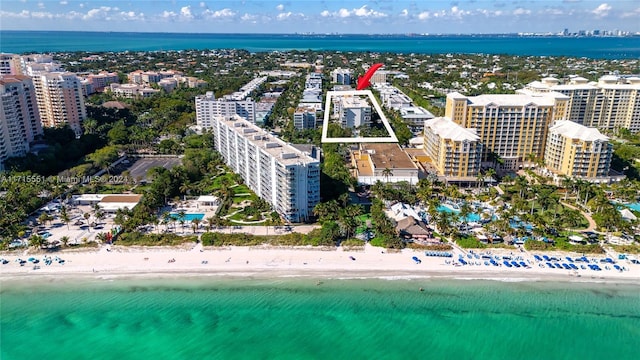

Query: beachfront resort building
left=209, top=115, right=320, bottom=222
left=0, top=75, right=42, bottom=170
left=31, top=72, right=87, bottom=136
left=445, top=91, right=569, bottom=170
left=350, top=143, right=420, bottom=185
left=520, top=75, right=640, bottom=132
left=195, top=91, right=256, bottom=125
left=423, top=117, right=482, bottom=179
left=544, top=120, right=613, bottom=182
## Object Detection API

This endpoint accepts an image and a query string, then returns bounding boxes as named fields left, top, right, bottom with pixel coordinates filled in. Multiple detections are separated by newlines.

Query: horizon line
left=2, top=30, right=638, bottom=37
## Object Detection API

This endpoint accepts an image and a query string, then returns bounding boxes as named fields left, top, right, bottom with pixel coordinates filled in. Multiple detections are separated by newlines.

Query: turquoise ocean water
left=1, top=31, right=639, bottom=59
left=1, top=277, right=639, bottom=360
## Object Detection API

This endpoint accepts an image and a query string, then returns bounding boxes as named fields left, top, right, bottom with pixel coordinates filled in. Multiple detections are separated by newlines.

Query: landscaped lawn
left=232, top=184, right=251, bottom=194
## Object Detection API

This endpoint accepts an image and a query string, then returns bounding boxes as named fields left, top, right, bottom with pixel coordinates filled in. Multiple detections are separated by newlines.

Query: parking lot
left=119, top=156, right=183, bottom=182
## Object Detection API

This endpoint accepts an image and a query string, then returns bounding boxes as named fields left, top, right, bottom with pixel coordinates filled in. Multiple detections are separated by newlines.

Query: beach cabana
left=568, top=235, right=586, bottom=245
left=196, top=195, right=220, bottom=207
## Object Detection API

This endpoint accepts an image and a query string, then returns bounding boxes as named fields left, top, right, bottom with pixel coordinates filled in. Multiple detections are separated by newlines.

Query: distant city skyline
left=1, top=0, right=639, bottom=34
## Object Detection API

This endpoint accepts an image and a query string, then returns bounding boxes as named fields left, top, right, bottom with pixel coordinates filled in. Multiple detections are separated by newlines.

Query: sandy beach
left=2, top=243, right=640, bottom=284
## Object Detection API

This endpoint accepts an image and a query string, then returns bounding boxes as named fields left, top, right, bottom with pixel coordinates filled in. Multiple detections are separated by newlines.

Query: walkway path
left=561, top=201, right=597, bottom=232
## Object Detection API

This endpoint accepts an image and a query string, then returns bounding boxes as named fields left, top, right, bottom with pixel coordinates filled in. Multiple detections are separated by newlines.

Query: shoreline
left=2, top=244, right=639, bottom=285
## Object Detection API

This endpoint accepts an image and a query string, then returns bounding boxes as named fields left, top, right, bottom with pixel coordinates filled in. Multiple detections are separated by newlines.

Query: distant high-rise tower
left=32, top=72, right=87, bottom=136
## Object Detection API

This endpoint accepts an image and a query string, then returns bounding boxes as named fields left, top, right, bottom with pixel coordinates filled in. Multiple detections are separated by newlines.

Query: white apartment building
left=195, top=91, right=256, bottom=126
left=520, top=75, right=640, bottom=132
left=334, top=96, right=371, bottom=128
left=293, top=107, right=317, bottom=130
left=331, top=68, right=353, bottom=85
left=0, top=76, right=43, bottom=170
left=210, top=115, right=320, bottom=222
left=32, top=72, right=86, bottom=136
left=109, top=83, right=160, bottom=99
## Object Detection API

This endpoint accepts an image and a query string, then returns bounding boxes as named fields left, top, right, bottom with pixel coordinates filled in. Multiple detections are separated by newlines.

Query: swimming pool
left=170, top=213, right=205, bottom=221
left=625, top=203, right=640, bottom=212
left=436, top=205, right=482, bottom=222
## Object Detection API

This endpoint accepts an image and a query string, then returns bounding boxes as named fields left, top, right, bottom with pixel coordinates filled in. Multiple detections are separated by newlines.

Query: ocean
left=1, top=31, right=639, bottom=59
left=1, top=276, right=639, bottom=360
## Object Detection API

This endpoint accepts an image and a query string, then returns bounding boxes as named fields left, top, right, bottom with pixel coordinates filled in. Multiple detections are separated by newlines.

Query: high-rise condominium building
left=520, top=75, right=640, bottom=132
left=445, top=92, right=568, bottom=170
left=210, top=115, right=320, bottom=222
left=424, top=117, right=482, bottom=179
left=544, top=120, right=613, bottom=181
left=195, top=91, right=256, bottom=126
left=0, top=76, right=43, bottom=170
left=32, top=72, right=87, bottom=136
left=0, top=53, right=21, bottom=75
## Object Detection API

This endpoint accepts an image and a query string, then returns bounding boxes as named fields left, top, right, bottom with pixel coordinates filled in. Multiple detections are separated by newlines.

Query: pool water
left=170, top=213, right=205, bottom=221
left=436, top=205, right=482, bottom=222
left=626, top=203, right=640, bottom=212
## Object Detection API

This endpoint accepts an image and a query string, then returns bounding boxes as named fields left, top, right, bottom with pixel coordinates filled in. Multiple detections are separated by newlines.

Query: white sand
left=2, top=244, right=640, bottom=284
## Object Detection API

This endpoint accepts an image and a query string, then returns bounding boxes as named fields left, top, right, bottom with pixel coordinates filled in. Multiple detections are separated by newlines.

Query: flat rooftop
left=217, top=116, right=318, bottom=166
left=360, top=143, right=416, bottom=170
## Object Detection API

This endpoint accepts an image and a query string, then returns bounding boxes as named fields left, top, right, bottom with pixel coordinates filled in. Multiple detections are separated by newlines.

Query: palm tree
left=382, top=167, right=393, bottom=183
left=561, top=176, right=573, bottom=201
left=38, top=212, right=52, bottom=227
left=60, top=235, right=70, bottom=248
left=60, top=206, right=71, bottom=230
left=29, top=234, right=46, bottom=248
left=83, top=212, right=91, bottom=225
left=476, top=170, right=484, bottom=189
left=191, top=218, right=201, bottom=233
left=205, top=216, right=215, bottom=231
left=459, top=202, right=473, bottom=226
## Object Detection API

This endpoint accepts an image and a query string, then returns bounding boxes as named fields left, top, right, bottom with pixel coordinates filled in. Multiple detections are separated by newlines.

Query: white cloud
left=60, top=1, right=68, bottom=5
left=276, top=4, right=284, bottom=12
left=241, top=13, right=258, bottom=21
left=277, top=11, right=304, bottom=20
left=120, top=11, right=144, bottom=21
left=417, top=11, right=430, bottom=20
left=277, top=12, right=292, bottom=20
left=513, top=8, right=531, bottom=16
left=592, top=3, right=611, bottom=17
left=400, top=9, right=408, bottom=17
left=621, top=7, right=640, bottom=18
left=203, top=8, right=236, bottom=19
left=199, top=2, right=207, bottom=8
left=161, top=10, right=178, bottom=20
left=83, top=7, right=114, bottom=20
left=321, top=5, right=387, bottom=18
left=0, top=10, right=31, bottom=18
left=37, top=2, right=45, bottom=9
left=180, top=6, right=193, bottom=19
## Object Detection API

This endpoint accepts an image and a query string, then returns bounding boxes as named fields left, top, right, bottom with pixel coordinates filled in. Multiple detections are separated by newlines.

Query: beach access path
left=561, top=201, right=597, bottom=232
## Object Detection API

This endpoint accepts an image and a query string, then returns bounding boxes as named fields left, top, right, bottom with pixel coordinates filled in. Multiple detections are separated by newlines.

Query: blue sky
left=1, top=1, right=639, bottom=34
